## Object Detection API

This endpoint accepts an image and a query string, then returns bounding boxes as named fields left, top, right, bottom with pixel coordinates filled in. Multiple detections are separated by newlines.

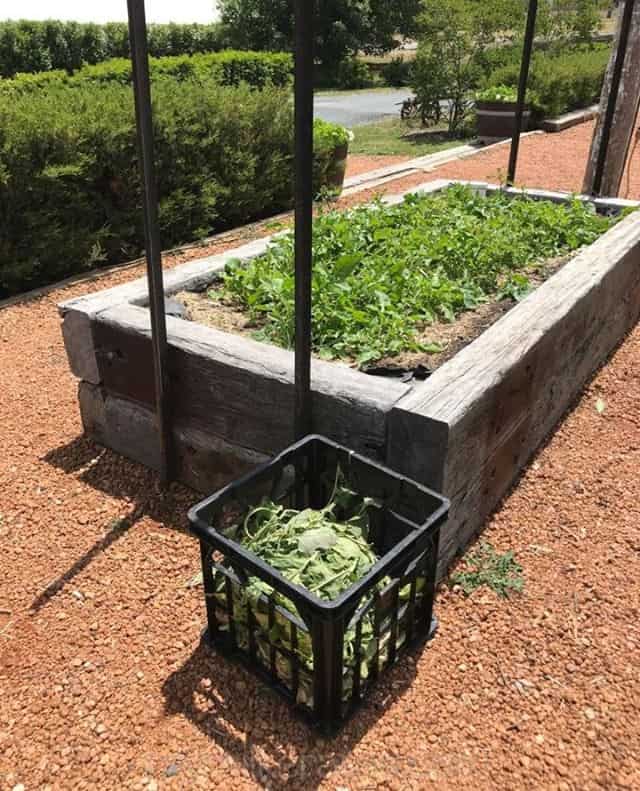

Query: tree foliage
left=411, top=0, right=607, bottom=136
left=218, top=0, right=421, bottom=66
left=0, top=19, right=223, bottom=77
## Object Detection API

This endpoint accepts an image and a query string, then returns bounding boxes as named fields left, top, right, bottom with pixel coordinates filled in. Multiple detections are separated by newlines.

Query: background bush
left=0, top=50, right=293, bottom=95
left=380, top=57, right=413, bottom=87
left=486, top=44, right=610, bottom=119
left=0, top=79, right=343, bottom=297
left=0, top=19, right=223, bottom=77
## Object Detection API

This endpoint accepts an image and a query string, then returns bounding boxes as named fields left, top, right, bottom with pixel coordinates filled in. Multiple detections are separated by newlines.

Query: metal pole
left=294, top=0, right=314, bottom=440
left=592, top=0, right=636, bottom=196
left=507, top=0, right=538, bottom=186
left=127, top=0, right=172, bottom=484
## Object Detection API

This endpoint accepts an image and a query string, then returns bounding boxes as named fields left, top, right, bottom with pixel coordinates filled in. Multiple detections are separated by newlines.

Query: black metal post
left=294, top=0, right=315, bottom=440
left=592, top=0, right=636, bottom=196
left=127, top=0, right=172, bottom=484
left=507, top=0, right=538, bottom=186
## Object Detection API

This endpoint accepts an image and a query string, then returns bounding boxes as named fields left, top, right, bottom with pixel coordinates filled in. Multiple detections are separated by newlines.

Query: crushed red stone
left=345, top=154, right=410, bottom=179
left=1, top=122, right=640, bottom=790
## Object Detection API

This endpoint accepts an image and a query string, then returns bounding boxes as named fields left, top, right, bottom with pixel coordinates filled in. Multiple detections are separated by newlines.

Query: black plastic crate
left=188, top=434, right=449, bottom=732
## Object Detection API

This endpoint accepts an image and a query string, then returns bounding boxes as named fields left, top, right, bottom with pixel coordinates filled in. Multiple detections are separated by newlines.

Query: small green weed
left=450, top=542, right=524, bottom=598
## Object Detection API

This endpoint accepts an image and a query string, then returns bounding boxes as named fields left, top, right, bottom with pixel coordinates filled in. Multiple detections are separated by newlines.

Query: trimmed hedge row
left=0, top=50, right=293, bottom=95
left=486, top=44, right=610, bottom=119
left=0, top=19, right=223, bottom=77
left=0, top=79, right=344, bottom=297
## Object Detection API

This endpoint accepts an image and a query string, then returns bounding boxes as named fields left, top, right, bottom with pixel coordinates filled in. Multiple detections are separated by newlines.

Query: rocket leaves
left=221, top=184, right=620, bottom=366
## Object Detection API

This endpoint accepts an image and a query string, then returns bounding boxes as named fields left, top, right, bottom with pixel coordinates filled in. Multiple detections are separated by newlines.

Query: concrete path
left=314, top=88, right=412, bottom=127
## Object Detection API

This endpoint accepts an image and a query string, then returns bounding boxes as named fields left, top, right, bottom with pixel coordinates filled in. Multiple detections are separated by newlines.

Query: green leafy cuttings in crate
left=212, top=475, right=426, bottom=706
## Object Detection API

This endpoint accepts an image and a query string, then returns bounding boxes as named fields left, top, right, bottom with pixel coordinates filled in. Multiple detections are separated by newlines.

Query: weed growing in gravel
left=220, top=185, right=617, bottom=366
left=450, top=542, right=524, bottom=598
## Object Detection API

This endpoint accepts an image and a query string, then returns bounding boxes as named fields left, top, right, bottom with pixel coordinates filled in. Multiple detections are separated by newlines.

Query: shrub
left=487, top=44, right=610, bottom=119
left=0, top=79, right=346, bottom=297
left=0, top=19, right=224, bottom=77
left=0, top=51, right=293, bottom=96
left=0, top=78, right=346, bottom=297
left=317, top=58, right=375, bottom=90
left=381, top=57, right=413, bottom=87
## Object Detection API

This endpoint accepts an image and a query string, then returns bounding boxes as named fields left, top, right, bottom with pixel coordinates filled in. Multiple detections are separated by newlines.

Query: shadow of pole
left=29, top=505, right=143, bottom=612
left=34, top=434, right=199, bottom=612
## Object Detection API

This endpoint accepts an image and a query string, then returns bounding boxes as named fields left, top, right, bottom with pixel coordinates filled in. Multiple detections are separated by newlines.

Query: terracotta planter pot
left=476, top=100, right=531, bottom=142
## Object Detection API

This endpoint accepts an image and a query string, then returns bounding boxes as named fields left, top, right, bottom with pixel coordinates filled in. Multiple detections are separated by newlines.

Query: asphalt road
left=314, top=88, right=413, bottom=127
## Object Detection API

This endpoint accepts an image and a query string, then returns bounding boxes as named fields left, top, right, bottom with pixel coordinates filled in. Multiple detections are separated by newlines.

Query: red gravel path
left=1, top=122, right=639, bottom=790
left=348, top=122, right=640, bottom=200
left=345, top=155, right=409, bottom=179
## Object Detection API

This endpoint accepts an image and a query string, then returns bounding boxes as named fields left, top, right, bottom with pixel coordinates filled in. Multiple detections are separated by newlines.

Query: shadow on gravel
left=43, top=435, right=197, bottom=527
left=29, top=506, right=142, bottom=612
left=162, top=638, right=421, bottom=790
left=36, top=434, right=198, bottom=611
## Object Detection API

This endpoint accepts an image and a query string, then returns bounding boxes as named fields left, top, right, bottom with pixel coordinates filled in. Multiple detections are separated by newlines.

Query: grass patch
left=220, top=185, right=620, bottom=367
left=349, top=118, right=465, bottom=157
left=315, top=86, right=403, bottom=97
left=450, top=543, right=524, bottom=598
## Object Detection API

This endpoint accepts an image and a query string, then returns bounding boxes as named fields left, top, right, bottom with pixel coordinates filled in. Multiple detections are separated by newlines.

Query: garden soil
left=1, top=120, right=639, bottom=790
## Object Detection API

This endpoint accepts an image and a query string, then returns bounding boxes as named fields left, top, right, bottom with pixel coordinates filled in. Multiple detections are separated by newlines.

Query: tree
left=411, top=0, right=525, bottom=136
left=411, top=0, right=605, bottom=137
left=218, top=0, right=422, bottom=67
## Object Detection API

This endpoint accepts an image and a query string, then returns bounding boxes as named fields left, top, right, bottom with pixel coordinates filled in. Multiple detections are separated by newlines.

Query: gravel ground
left=1, top=122, right=640, bottom=790
left=345, top=155, right=409, bottom=179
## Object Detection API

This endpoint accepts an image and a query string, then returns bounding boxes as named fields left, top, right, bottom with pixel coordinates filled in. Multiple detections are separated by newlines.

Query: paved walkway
left=1, top=122, right=639, bottom=790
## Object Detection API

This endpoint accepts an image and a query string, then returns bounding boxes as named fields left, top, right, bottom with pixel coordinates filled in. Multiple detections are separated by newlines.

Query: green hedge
left=0, top=79, right=345, bottom=297
left=486, top=44, right=610, bottom=119
left=0, top=19, right=223, bottom=77
left=0, top=50, right=293, bottom=96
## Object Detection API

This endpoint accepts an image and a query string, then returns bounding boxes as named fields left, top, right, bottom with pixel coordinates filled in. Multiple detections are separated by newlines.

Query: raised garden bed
left=59, top=179, right=640, bottom=576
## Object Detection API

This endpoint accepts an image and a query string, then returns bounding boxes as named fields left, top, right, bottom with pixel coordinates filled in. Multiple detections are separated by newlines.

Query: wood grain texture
left=62, top=310, right=101, bottom=384
left=388, top=210, right=640, bottom=576
left=79, top=382, right=268, bottom=492
left=92, top=304, right=411, bottom=461
left=583, top=2, right=640, bottom=196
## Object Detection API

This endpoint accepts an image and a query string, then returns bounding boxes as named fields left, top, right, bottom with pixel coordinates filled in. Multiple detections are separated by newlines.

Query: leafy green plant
left=450, top=542, right=524, bottom=597
left=313, top=118, right=350, bottom=150
left=0, top=79, right=296, bottom=296
left=212, top=471, right=426, bottom=705
left=476, top=84, right=519, bottom=103
left=221, top=185, right=619, bottom=366
left=496, top=273, right=533, bottom=302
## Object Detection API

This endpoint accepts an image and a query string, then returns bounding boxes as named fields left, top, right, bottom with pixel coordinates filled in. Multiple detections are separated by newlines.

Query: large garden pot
left=476, top=100, right=531, bottom=143
left=323, top=141, right=349, bottom=192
